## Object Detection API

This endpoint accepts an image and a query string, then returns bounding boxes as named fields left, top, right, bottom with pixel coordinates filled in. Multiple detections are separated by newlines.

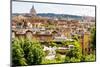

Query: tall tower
left=30, top=5, right=37, bottom=16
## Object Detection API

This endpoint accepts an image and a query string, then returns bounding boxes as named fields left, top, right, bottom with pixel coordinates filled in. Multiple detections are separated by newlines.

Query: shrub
left=65, top=57, right=70, bottom=63
left=91, top=27, right=96, bottom=52
left=55, top=54, right=62, bottom=61
left=65, top=48, right=81, bottom=63
left=12, top=38, right=27, bottom=66
left=55, top=54, right=65, bottom=63
left=66, top=47, right=81, bottom=59
left=12, top=38, right=45, bottom=66
left=65, top=40, right=82, bottom=63
left=44, top=50, right=50, bottom=56
left=81, top=54, right=96, bottom=62
left=27, top=41, right=45, bottom=65
left=70, top=57, right=80, bottom=63
left=49, top=41, right=57, bottom=47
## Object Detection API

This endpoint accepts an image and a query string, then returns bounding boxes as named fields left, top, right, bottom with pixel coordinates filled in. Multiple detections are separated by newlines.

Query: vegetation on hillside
left=12, top=38, right=45, bottom=66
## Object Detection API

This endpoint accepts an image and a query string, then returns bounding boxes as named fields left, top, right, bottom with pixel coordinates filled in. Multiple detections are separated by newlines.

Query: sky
left=12, top=1, right=95, bottom=17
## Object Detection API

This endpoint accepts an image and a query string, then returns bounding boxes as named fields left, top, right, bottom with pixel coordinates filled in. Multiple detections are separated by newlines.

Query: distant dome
left=30, top=5, right=37, bottom=16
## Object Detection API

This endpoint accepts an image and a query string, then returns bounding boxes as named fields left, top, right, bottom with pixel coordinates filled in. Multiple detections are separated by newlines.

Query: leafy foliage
left=65, top=48, right=82, bottom=63
left=12, top=38, right=27, bottom=66
left=81, top=54, right=96, bottom=62
left=42, top=54, right=65, bottom=64
left=50, top=41, right=57, bottom=47
left=65, top=40, right=82, bottom=63
left=91, top=27, right=96, bottom=50
left=27, top=40, right=45, bottom=65
left=61, top=40, right=74, bottom=46
left=12, top=38, right=45, bottom=66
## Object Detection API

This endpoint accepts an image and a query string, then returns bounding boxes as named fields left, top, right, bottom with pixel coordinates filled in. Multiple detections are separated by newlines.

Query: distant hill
left=12, top=13, right=95, bottom=22
left=37, top=13, right=83, bottom=20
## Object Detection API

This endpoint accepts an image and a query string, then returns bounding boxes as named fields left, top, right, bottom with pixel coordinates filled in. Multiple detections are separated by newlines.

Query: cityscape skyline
left=12, top=1, right=95, bottom=17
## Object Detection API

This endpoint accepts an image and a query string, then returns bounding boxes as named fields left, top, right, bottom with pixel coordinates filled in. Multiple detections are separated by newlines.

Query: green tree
left=12, top=38, right=27, bottom=66
left=12, top=38, right=45, bottom=66
left=91, top=28, right=96, bottom=51
left=65, top=40, right=82, bottom=63
left=26, top=39, right=45, bottom=65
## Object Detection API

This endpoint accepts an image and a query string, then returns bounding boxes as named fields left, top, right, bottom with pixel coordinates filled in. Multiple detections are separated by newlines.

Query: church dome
left=30, top=5, right=37, bottom=16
